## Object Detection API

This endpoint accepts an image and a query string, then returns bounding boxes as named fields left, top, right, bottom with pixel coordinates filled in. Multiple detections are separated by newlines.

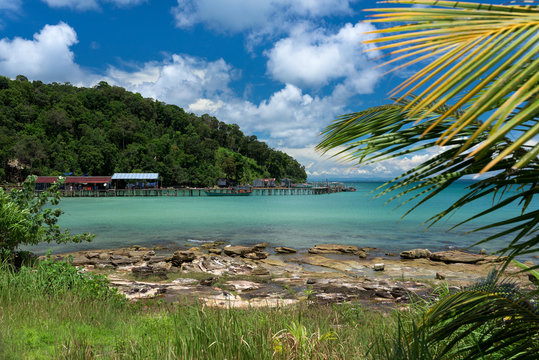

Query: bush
left=0, top=175, right=93, bottom=264
left=1, top=256, right=126, bottom=304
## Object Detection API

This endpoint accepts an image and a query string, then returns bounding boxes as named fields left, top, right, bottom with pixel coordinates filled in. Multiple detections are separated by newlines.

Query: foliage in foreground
left=0, top=176, right=92, bottom=262
left=318, top=1, right=538, bottom=359
left=0, top=260, right=399, bottom=360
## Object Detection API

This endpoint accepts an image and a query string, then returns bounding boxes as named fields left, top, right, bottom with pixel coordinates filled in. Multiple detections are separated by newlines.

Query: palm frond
left=363, top=0, right=539, bottom=173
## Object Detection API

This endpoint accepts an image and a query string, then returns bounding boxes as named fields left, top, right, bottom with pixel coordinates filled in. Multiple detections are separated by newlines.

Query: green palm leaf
left=363, top=0, right=539, bottom=173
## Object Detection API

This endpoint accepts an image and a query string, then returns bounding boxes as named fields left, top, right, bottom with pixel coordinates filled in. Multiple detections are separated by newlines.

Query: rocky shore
left=45, top=242, right=536, bottom=308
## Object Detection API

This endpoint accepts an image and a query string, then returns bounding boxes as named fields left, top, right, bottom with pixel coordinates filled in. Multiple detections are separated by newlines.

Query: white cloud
left=281, top=145, right=446, bottom=179
left=41, top=0, right=146, bottom=11
left=0, top=22, right=88, bottom=83
left=106, top=54, right=234, bottom=108
left=266, top=22, right=381, bottom=92
left=0, top=0, right=22, bottom=11
left=188, top=98, right=224, bottom=113
left=42, top=0, right=99, bottom=10
left=214, top=84, right=344, bottom=147
left=172, top=0, right=355, bottom=36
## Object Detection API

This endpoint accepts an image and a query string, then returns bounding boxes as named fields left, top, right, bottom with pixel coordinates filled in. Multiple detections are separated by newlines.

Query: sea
left=27, top=181, right=538, bottom=261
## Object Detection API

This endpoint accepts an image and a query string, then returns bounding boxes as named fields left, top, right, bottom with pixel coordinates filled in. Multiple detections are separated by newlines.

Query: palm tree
left=317, top=1, right=538, bottom=358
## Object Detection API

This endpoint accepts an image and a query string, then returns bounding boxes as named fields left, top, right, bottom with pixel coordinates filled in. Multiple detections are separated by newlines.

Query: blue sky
left=0, top=0, right=440, bottom=179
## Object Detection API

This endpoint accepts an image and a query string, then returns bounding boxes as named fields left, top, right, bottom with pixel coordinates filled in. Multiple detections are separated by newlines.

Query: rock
left=152, top=261, right=172, bottom=272
left=147, top=256, right=169, bottom=264
left=111, top=256, right=133, bottom=266
left=188, top=247, right=201, bottom=252
left=223, top=245, right=255, bottom=257
left=225, top=280, right=260, bottom=291
left=131, top=266, right=154, bottom=276
left=358, top=250, right=367, bottom=259
left=251, top=267, right=270, bottom=276
left=436, top=272, right=446, bottom=280
left=479, top=248, right=487, bottom=255
left=400, top=249, right=431, bottom=259
left=95, top=262, right=114, bottom=270
left=208, top=248, right=222, bottom=255
left=86, top=252, right=100, bottom=259
left=429, top=250, right=502, bottom=264
left=373, top=263, right=385, bottom=271
left=152, top=245, right=168, bottom=251
left=306, top=278, right=316, bottom=285
left=128, top=251, right=146, bottom=259
left=308, top=244, right=360, bottom=255
left=98, top=253, right=110, bottom=260
left=172, top=278, right=198, bottom=285
left=70, top=256, right=90, bottom=266
left=275, top=246, right=297, bottom=254
left=385, top=252, right=395, bottom=257
left=171, top=251, right=196, bottom=266
left=253, top=242, right=268, bottom=250
left=244, top=251, right=268, bottom=260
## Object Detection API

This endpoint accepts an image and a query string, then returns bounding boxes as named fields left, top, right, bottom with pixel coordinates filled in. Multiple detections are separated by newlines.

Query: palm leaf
left=363, top=0, right=539, bottom=173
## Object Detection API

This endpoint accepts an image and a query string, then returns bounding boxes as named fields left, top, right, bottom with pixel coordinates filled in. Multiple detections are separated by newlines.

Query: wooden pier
left=56, top=186, right=334, bottom=197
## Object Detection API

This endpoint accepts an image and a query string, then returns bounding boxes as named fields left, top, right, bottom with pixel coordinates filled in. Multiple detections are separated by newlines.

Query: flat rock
left=308, top=244, right=360, bottom=255
left=275, top=246, right=297, bottom=254
left=400, top=249, right=431, bottom=259
left=244, top=251, right=268, bottom=260
left=225, top=280, right=261, bottom=291
left=223, top=245, right=255, bottom=257
left=429, top=251, right=502, bottom=264
left=208, top=248, right=222, bottom=255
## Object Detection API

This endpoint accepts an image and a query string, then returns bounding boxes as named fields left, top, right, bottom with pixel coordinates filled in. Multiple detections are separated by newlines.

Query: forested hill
left=0, top=75, right=307, bottom=186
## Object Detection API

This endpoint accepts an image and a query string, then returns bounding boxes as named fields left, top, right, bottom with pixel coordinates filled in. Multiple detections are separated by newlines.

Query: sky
left=0, top=0, right=438, bottom=180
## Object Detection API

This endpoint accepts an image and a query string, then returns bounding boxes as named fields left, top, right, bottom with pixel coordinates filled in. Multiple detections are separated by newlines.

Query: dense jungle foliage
left=0, top=75, right=307, bottom=186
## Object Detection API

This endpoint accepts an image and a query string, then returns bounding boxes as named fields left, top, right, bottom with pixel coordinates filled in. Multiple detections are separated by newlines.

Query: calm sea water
left=28, top=182, right=537, bottom=260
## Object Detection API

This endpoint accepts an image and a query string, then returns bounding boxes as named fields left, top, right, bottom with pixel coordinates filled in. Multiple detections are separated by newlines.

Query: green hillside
left=0, top=76, right=306, bottom=186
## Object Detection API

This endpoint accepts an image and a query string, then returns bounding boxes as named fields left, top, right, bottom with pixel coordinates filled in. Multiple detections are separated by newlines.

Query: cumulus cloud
left=0, top=22, right=89, bottom=83
left=106, top=54, right=235, bottom=108
left=172, top=0, right=355, bottom=37
left=281, top=145, right=446, bottom=179
left=266, top=22, right=381, bottom=92
left=41, top=0, right=146, bottom=11
left=214, top=84, right=344, bottom=147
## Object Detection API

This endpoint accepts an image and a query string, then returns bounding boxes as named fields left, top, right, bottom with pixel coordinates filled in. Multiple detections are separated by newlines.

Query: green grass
left=0, top=259, right=402, bottom=359
left=2, top=259, right=512, bottom=359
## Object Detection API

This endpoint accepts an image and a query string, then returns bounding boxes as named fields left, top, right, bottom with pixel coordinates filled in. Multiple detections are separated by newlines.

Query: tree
left=317, top=1, right=538, bottom=358
left=0, top=176, right=93, bottom=262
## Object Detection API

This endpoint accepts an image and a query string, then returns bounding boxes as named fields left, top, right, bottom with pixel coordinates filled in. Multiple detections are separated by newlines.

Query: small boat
left=204, top=186, right=253, bottom=196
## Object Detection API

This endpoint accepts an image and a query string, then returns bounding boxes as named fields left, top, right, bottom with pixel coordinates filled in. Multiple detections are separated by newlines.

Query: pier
left=56, top=186, right=334, bottom=197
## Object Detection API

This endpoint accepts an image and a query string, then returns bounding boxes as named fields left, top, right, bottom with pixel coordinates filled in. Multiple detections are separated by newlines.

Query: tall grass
left=0, top=259, right=402, bottom=359
left=2, top=259, right=502, bottom=359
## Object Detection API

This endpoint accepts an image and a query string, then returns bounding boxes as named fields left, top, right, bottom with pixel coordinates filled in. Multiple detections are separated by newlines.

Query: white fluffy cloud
left=281, top=145, right=446, bottom=179
left=172, top=0, right=354, bottom=35
left=0, top=22, right=88, bottom=83
left=215, top=84, right=344, bottom=147
left=266, top=22, right=381, bottom=93
left=41, top=0, right=146, bottom=11
left=106, top=54, right=235, bottom=109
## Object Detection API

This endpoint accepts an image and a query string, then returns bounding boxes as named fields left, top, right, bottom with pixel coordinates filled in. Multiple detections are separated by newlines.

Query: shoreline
left=43, top=242, right=536, bottom=308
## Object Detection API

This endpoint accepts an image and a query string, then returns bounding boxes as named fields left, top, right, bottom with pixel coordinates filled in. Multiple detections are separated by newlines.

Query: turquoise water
left=28, top=182, right=537, bottom=260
